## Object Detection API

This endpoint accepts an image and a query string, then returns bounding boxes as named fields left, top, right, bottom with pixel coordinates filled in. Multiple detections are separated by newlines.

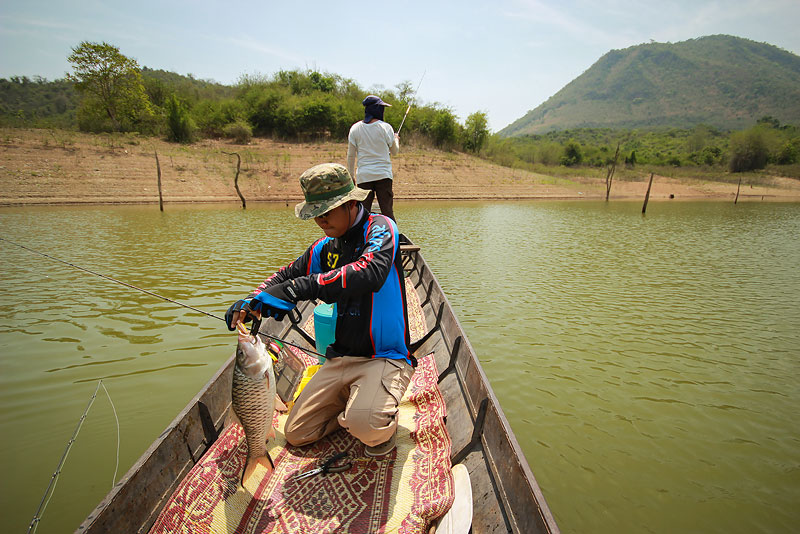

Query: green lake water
left=1, top=201, right=798, bottom=533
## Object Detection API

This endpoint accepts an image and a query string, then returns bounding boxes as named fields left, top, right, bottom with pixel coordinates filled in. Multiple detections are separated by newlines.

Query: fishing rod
left=396, top=69, right=426, bottom=135
left=0, top=237, right=326, bottom=359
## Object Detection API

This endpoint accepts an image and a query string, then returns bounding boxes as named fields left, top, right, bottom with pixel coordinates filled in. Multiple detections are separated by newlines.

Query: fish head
left=235, top=323, right=272, bottom=378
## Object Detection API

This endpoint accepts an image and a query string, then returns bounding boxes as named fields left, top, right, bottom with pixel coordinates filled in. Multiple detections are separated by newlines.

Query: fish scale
left=232, top=329, right=276, bottom=471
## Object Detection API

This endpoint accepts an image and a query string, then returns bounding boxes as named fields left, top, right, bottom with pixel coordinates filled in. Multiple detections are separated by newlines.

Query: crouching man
left=225, top=163, right=414, bottom=456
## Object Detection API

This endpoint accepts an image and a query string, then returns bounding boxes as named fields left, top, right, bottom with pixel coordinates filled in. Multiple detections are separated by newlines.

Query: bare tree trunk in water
left=605, top=143, right=620, bottom=201
left=642, top=172, right=654, bottom=214
left=223, top=151, right=245, bottom=209
left=735, top=176, right=742, bottom=204
left=154, top=149, right=164, bottom=212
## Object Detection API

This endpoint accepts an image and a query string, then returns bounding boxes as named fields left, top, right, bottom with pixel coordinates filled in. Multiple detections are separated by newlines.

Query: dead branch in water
left=605, top=143, right=620, bottom=201
left=642, top=172, right=654, bottom=214
left=222, top=151, right=245, bottom=209
left=735, top=176, right=742, bottom=204
left=153, top=148, right=163, bottom=212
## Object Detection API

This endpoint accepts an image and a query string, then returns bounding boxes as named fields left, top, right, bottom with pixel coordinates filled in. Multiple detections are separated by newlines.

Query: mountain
left=500, top=35, right=800, bottom=136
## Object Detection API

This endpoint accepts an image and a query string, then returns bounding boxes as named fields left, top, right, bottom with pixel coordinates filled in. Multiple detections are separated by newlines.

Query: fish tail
left=241, top=453, right=274, bottom=487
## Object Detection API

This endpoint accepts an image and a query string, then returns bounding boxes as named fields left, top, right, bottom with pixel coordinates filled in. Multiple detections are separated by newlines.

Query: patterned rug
left=149, top=279, right=453, bottom=534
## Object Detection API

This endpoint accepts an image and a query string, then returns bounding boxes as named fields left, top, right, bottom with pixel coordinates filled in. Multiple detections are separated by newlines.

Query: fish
left=232, top=322, right=276, bottom=486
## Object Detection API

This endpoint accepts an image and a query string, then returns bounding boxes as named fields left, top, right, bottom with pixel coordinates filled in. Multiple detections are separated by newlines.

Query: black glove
left=225, top=298, right=254, bottom=331
left=250, top=281, right=299, bottom=321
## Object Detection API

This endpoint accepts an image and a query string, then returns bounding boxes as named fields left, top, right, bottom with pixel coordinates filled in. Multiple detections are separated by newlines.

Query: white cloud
left=503, top=0, right=622, bottom=48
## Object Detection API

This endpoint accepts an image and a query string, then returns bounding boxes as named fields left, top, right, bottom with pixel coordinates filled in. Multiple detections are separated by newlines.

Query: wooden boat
left=76, top=238, right=560, bottom=534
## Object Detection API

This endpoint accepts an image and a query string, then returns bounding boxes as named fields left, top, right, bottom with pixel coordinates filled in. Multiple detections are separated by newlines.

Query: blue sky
left=1, top=0, right=798, bottom=130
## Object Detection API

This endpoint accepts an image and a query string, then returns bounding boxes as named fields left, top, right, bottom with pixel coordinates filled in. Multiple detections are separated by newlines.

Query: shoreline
left=1, top=192, right=793, bottom=207
left=3, top=128, right=800, bottom=206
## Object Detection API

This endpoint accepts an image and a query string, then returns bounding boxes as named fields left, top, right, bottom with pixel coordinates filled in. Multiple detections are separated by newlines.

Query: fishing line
left=100, top=381, right=121, bottom=487
left=1, top=236, right=221, bottom=322
left=396, top=69, right=426, bottom=135
left=0, top=237, right=326, bottom=358
left=28, top=381, right=101, bottom=534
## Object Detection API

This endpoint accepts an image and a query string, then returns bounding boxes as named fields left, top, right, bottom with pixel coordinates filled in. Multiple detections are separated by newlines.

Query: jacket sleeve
left=250, top=239, right=322, bottom=298
left=293, top=215, right=398, bottom=303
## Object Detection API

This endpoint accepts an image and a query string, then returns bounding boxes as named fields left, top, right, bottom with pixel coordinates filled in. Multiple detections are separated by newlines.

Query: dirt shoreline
left=3, top=128, right=800, bottom=206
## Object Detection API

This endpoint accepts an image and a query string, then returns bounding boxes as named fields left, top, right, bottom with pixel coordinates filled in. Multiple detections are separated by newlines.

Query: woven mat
left=149, top=279, right=454, bottom=534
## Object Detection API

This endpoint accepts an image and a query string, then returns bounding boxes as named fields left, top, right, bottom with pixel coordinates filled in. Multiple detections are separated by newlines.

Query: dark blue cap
left=363, top=95, right=391, bottom=123
left=362, top=95, right=391, bottom=107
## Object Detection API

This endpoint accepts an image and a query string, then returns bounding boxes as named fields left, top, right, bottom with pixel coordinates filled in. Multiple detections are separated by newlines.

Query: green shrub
left=193, top=99, right=245, bottom=137
left=536, top=142, right=561, bottom=166
left=560, top=140, right=583, bottom=166
left=244, top=87, right=284, bottom=136
left=165, top=94, right=195, bottom=143
left=701, top=146, right=722, bottom=165
left=298, top=96, right=335, bottom=137
left=776, top=140, right=798, bottom=164
left=223, top=120, right=252, bottom=144
left=430, top=109, right=459, bottom=149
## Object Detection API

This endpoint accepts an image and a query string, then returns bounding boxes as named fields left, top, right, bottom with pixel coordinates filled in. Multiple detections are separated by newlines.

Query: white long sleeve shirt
left=347, top=120, right=399, bottom=185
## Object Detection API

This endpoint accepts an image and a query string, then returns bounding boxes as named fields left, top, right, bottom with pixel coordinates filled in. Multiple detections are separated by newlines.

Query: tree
left=776, top=140, right=798, bottom=165
left=394, top=80, right=414, bottom=102
left=463, top=111, right=489, bottom=153
left=729, top=127, right=769, bottom=172
left=430, top=109, right=459, bottom=149
left=561, top=140, right=583, bottom=166
left=67, top=41, right=153, bottom=132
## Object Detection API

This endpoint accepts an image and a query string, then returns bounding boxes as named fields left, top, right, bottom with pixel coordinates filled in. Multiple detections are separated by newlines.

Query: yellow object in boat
left=293, top=364, right=321, bottom=402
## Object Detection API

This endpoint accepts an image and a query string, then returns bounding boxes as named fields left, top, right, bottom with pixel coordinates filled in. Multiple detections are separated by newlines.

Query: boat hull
left=77, top=240, right=559, bottom=534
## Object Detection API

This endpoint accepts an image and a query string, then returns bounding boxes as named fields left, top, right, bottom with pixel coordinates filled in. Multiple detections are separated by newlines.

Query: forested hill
left=500, top=35, right=800, bottom=137
left=0, top=68, right=235, bottom=130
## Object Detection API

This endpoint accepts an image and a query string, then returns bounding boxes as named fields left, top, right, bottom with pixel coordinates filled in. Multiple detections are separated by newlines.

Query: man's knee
left=283, top=414, right=304, bottom=446
left=341, top=408, right=396, bottom=447
left=284, top=412, right=320, bottom=447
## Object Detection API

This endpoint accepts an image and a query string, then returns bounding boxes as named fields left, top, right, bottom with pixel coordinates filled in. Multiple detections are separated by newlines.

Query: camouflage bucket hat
left=294, top=163, right=369, bottom=220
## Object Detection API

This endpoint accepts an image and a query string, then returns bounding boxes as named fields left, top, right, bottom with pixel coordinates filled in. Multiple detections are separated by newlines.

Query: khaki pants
left=285, top=356, right=414, bottom=448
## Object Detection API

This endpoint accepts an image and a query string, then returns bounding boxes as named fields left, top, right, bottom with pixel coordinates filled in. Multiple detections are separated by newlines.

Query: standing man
left=347, top=95, right=400, bottom=222
left=225, top=163, right=414, bottom=457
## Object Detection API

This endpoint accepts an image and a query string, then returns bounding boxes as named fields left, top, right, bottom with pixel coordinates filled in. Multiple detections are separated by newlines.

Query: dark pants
left=360, top=178, right=395, bottom=222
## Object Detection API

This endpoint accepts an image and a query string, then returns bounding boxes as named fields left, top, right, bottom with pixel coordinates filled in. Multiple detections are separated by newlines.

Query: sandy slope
left=2, top=128, right=799, bottom=206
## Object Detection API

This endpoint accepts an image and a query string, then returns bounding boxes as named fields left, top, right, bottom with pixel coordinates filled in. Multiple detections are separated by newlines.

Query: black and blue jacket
left=253, top=209, right=413, bottom=366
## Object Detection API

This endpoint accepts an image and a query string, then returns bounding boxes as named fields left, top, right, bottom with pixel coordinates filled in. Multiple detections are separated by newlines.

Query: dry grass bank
left=2, top=128, right=799, bottom=206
